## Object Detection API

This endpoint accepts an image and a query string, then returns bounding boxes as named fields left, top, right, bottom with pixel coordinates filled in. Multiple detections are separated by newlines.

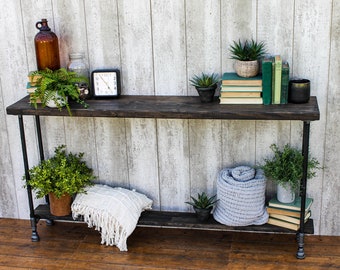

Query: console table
left=6, top=95, right=320, bottom=259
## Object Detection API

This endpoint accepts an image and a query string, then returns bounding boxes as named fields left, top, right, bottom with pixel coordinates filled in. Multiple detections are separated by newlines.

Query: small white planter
left=277, top=183, right=295, bottom=203
left=46, top=93, right=68, bottom=108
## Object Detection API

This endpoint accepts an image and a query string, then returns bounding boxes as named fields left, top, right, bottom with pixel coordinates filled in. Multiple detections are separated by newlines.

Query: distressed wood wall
left=0, top=0, right=339, bottom=236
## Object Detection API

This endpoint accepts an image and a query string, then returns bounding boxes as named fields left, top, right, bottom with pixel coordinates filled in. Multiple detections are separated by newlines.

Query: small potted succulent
left=186, top=192, right=219, bottom=221
left=25, top=145, right=95, bottom=216
left=260, top=144, right=320, bottom=203
left=30, top=68, right=89, bottom=115
left=229, top=39, right=266, bottom=78
left=189, top=72, right=220, bottom=103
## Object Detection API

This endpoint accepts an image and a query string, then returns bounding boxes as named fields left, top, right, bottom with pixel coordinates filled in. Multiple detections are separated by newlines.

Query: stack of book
left=220, top=72, right=263, bottom=104
left=261, top=55, right=290, bottom=105
left=26, top=72, right=41, bottom=103
left=266, top=197, right=313, bottom=230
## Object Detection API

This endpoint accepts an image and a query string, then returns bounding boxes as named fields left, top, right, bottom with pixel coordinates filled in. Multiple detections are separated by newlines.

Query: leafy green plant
left=30, top=68, right=89, bottom=115
left=25, top=145, right=95, bottom=198
left=229, top=39, right=266, bottom=61
left=260, top=144, right=320, bottom=190
left=186, top=192, right=219, bottom=209
left=189, top=73, right=219, bottom=88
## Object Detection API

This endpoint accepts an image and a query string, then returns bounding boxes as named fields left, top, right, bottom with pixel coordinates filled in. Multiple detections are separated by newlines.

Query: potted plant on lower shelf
left=229, top=39, right=266, bottom=78
left=30, top=68, right=89, bottom=115
left=189, top=72, right=220, bottom=103
left=24, top=145, right=96, bottom=216
left=186, top=192, right=219, bottom=221
left=260, top=144, right=320, bottom=203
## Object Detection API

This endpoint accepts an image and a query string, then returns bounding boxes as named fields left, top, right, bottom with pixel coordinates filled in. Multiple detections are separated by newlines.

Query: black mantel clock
left=91, top=69, right=121, bottom=98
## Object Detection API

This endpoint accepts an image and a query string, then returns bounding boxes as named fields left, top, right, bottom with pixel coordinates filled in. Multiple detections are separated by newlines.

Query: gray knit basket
left=213, top=166, right=268, bottom=226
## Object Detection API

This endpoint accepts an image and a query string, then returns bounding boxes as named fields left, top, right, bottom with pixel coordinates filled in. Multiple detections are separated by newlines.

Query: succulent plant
left=189, top=72, right=219, bottom=88
left=229, top=39, right=266, bottom=61
left=185, top=192, right=219, bottom=209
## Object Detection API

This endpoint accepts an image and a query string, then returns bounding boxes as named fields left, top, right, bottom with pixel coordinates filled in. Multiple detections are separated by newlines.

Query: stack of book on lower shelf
left=220, top=72, right=263, bottom=104
left=266, top=197, right=313, bottom=231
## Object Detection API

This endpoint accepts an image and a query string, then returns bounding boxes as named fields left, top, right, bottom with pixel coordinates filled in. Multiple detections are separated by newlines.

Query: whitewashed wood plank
left=255, top=120, right=291, bottom=198
left=117, top=0, right=154, bottom=95
left=0, top=0, right=43, bottom=218
left=293, top=0, right=332, bottom=234
left=219, top=1, right=258, bottom=193
left=93, top=118, right=129, bottom=187
left=186, top=0, right=221, bottom=96
left=52, top=0, right=88, bottom=67
left=188, top=119, right=222, bottom=207
left=84, top=0, right=121, bottom=71
left=320, top=0, right=340, bottom=235
left=20, top=0, right=54, bottom=72
left=63, top=117, right=98, bottom=174
left=221, top=120, right=256, bottom=167
left=0, top=79, right=18, bottom=217
left=151, top=0, right=186, bottom=96
left=221, top=0, right=257, bottom=72
left=157, top=119, right=190, bottom=211
left=125, top=118, right=160, bottom=210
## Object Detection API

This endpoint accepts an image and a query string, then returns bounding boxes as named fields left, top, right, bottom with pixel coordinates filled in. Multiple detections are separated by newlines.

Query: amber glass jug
left=34, top=19, right=60, bottom=70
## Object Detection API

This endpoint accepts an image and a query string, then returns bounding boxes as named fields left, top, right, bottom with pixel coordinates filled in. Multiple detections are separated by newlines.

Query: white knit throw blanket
left=71, top=184, right=153, bottom=251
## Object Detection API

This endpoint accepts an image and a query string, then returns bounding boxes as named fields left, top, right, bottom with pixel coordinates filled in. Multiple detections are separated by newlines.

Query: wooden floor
left=0, top=218, right=339, bottom=269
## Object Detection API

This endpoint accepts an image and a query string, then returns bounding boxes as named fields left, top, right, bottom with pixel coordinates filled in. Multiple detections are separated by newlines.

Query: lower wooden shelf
left=34, top=204, right=314, bottom=234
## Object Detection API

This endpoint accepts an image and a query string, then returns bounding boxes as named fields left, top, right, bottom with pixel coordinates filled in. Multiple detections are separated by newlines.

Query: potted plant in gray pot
left=229, top=39, right=266, bottom=78
left=186, top=192, right=219, bottom=221
left=24, top=145, right=96, bottom=216
left=260, top=144, right=320, bottom=203
left=189, top=72, right=220, bottom=103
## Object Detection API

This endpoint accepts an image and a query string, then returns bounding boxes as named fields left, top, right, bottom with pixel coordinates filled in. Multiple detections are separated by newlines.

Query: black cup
left=288, top=79, right=310, bottom=103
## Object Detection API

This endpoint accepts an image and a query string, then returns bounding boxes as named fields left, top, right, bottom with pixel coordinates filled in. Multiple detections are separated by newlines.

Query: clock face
left=92, top=69, right=121, bottom=97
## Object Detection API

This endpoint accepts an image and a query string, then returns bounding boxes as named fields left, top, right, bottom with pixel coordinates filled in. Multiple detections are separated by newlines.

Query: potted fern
left=186, top=192, right=219, bottom=221
left=189, top=72, right=220, bottom=103
left=260, top=144, right=320, bottom=203
left=25, top=145, right=95, bottom=216
left=30, top=68, right=89, bottom=115
left=229, top=39, right=266, bottom=78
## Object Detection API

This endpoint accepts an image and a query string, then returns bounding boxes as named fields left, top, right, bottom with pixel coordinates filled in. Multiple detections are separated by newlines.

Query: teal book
left=268, top=197, right=313, bottom=212
left=261, top=57, right=273, bottom=105
left=280, top=62, right=290, bottom=104
left=272, top=55, right=282, bottom=104
left=222, top=72, right=262, bottom=86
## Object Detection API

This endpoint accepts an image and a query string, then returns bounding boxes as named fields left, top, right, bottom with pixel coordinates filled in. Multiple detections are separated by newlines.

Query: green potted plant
left=30, top=68, right=89, bottom=115
left=186, top=192, right=219, bottom=221
left=25, top=145, right=95, bottom=216
left=260, top=144, right=320, bottom=203
left=229, top=39, right=266, bottom=78
left=189, top=72, right=220, bottom=103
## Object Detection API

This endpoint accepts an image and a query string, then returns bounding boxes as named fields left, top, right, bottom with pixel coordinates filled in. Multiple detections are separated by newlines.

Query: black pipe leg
left=296, top=232, right=305, bottom=259
left=46, top=219, right=54, bottom=226
left=30, top=216, right=40, bottom=242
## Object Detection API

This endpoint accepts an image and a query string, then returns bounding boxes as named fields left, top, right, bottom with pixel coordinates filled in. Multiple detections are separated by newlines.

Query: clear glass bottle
left=67, top=53, right=90, bottom=99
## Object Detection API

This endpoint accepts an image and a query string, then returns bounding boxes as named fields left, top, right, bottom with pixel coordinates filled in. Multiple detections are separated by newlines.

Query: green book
left=261, top=57, right=273, bottom=105
left=268, top=197, right=313, bottom=212
left=222, top=72, right=262, bottom=86
left=280, top=62, right=290, bottom=104
left=272, top=55, right=282, bottom=104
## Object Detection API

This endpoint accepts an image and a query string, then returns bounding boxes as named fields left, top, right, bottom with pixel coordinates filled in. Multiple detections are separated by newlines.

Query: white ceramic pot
left=277, top=183, right=295, bottom=203
left=46, top=93, right=68, bottom=108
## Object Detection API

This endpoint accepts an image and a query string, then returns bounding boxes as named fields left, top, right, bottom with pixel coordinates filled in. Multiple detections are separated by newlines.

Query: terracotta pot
left=49, top=192, right=72, bottom=216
